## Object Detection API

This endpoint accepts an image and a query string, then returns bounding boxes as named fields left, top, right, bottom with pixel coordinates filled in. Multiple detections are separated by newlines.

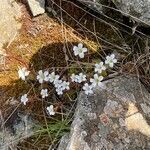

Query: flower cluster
left=18, top=43, right=117, bottom=116
left=37, top=71, right=70, bottom=96
left=81, top=53, right=117, bottom=95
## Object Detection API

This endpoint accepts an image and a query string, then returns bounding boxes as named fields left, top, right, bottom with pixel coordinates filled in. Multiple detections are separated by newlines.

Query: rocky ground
left=58, top=75, right=150, bottom=150
left=0, top=0, right=149, bottom=150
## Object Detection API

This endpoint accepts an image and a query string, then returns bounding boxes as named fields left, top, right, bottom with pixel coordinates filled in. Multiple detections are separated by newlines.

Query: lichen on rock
left=113, top=0, right=150, bottom=25
left=58, top=76, right=150, bottom=150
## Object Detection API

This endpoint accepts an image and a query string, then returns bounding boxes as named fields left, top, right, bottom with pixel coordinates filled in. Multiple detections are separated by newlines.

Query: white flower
left=83, top=83, right=93, bottom=95
left=73, top=43, right=87, bottom=58
left=21, top=94, right=28, bottom=105
left=37, top=70, right=49, bottom=83
left=18, top=67, right=30, bottom=80
left=47, top=105, right=55, bottom=116
left=105, top=54, right=117, bottom=68
left=49, top=72, right=60, bottom=83
left=94, top=62, right=106, bottom=74
left=41, top=89, right=48, bottom=98
left=54, top=79, right=62, bottom=88
left=90, top=74, right=103, bottom=87
left=76, top=73, right=86, bottom=83
left=61, top=81, right=70, bottom=90
left=70, top=73, right=78, bottom=82
left=56, top=87, right=63, bottom=95
left=54, top=80, right=70, bottom=95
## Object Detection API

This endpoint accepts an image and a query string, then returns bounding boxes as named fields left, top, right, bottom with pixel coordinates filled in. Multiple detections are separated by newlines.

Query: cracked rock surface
left=77, top=0, right=105, bottom=13
left=58, top=75, right=150, bottom=150
left=78, top=0, right=150, bottom=25
left=113, top=0, right=150, bottom=25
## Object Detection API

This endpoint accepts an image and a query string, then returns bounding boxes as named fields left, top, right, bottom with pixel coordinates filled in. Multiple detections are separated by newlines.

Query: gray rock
left=58, top=76, right=150, bottom=150
left=77, top=0, right=105, bottom=13
left=58, top=133, right=70, bottom=150
left=0, top=112, right=36, bottom=150
left=77, top=0, right=150, bottom=26
left=113, top=0, right=150, bottom=25
left=27, top=0, right=45, bottom=16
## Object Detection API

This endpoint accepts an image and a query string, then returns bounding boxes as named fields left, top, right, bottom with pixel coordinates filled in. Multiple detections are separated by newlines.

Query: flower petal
left=113, top=59, right=117, bottom=63
left=79, top=52, right=84, bottom=58
left=110, top=54, right=115, bottom=59
left=109, top=63, right=114, bottom=68
left=82, top=48, right=87, bottom=52
left=73, top=46, right=78, bottom=51
left=78, top=43, right=83, bottom=49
